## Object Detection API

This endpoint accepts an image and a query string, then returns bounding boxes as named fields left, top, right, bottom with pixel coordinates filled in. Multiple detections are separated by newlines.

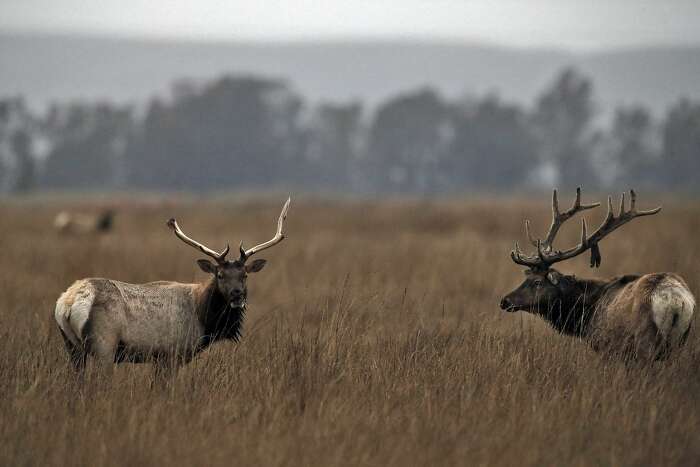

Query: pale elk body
left=500, top=188, right=695, bottom=360
left=54, top=209, right=115, bottom=234
left=54, top=199, right=290, bottom=371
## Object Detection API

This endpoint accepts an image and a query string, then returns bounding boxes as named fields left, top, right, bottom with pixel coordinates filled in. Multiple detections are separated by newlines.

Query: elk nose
left=230, top=288, right=244, bottom=298
left=500, top=297, right=511, bottom=310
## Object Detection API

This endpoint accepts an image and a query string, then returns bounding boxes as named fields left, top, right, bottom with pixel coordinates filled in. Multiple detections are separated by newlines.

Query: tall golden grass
left=0, top=196, right=698, bottom=466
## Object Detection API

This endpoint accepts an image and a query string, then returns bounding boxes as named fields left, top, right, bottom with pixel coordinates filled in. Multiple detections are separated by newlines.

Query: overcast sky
left=1, top=0, right=699, bottom=50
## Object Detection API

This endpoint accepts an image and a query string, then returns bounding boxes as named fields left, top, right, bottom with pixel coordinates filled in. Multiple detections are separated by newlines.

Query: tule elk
left=54, top=209, right=115, bottom=234
left=500, top=188, right=695, bottom=360
left=54, top=198, right=290, bottom=374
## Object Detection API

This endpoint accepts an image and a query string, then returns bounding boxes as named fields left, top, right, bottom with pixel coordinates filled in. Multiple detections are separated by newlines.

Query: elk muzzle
left=229, top=288, right=246, bottom=308
left=500, top=295, right=518, bottom=312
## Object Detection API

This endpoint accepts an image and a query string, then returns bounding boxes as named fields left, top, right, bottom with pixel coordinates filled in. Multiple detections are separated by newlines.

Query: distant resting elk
left=54, top=209, right=115, bottom=234
left=500, top=188, right=695, bottom=360
left=54, top=198, right=290, bottom=374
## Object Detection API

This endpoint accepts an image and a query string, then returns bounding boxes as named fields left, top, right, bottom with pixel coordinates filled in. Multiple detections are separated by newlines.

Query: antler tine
left=542, top=187, right=600, bottom=251
left=167, top=218, right=230, bottom=263
left=618, top=192, right=626, bottom=217
left=238, top=240, right=246, bottom=261
left=241, top=197, right=291, bottom=261
left=542, top=189, right=560, bottom=250
left=605, top=196, right=614, bottom=222
left=570, top=187, right=599, bottom=211
left=638, top=205, right=663, bottom=216
left=510, top=246, right=523, bottom=265
left=629, top=189, right=662, bottom=216
left=630, top=189, right=636, bottom=211
left=511, top=241, right=522, bottom=262
left=524, top=220, right=538, bottom=247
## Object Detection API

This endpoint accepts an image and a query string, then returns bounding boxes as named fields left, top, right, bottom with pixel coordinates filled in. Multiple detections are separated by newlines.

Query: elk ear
left=245, top=259, right=267, bottom=273
left=197, top=259, right=217, bottom=275
left=547, top=271, right=561, bottom=285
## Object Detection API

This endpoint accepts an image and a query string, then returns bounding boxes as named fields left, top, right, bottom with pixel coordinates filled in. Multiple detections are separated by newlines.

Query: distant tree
left=126, top=76, right=305, bottom=192
left=532, top=68, right=598, bottom=189
left=6, top=69, right=700, bottom=197
left=368, top=88, right=451, bottom=194
left=607, top=106, right=660, bottom=189
left=446, top=95, right=538, bottom=191
left=661, top=98, right=700, bottom=191
left=11, top=130, right=35, bottom=192
left=305, top=101, right=363, bottom=191
left=42, top=103, right=132, bottom=190
left=0, top=97, right=37, bottom=194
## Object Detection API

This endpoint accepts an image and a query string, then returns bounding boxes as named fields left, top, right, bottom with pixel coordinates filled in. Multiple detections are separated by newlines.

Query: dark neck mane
left=542, top=276, right=632, bottom=337
left=197, top=279, right=245, bottom=349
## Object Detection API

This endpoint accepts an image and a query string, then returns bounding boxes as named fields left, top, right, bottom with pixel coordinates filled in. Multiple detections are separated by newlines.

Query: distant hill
left=1, top=33, right=699, bottom=115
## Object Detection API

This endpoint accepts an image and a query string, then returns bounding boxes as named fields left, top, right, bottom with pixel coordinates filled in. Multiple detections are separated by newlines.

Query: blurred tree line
left=1, top=67, right=699, bottom=195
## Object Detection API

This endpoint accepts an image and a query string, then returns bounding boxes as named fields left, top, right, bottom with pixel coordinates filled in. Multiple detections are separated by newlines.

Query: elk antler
left=535, top=187, right=600, bottom=251
left=167, top=218, right=230, bottom=264
left=511, top=188, right=661, bottom=270
left=239, top=197, right=291, bottom=262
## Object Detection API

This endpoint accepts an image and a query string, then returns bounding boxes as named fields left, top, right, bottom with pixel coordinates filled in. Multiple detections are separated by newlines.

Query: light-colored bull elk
left=54, top=198, right=290, bottom=374
left=500, top=188, right=695, bottom=360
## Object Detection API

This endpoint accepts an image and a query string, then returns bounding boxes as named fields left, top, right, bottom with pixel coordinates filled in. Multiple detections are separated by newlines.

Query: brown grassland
left=0, top=195, right=699, bottom=466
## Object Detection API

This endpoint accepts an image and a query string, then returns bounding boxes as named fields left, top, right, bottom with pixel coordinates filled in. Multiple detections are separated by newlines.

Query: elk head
left=167, top=198, right=290, bottom=309
left=500, top=188, right=660, bottom=313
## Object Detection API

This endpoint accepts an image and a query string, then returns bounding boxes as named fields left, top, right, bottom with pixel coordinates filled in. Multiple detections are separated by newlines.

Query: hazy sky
left=2, top=0, right=699, bottom=50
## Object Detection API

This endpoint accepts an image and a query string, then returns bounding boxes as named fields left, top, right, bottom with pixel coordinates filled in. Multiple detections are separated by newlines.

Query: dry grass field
left=1, top=195, right=699, bottom=466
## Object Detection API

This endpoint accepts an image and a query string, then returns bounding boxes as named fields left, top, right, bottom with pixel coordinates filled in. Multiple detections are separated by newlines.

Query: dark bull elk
left=500, top=188, right=695, bottom=360
left=54, top=198, right=290, bottom=373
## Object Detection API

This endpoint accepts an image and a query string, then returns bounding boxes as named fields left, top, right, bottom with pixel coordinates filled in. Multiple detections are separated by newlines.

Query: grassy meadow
left=0, top=194, right=699, bottom=466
